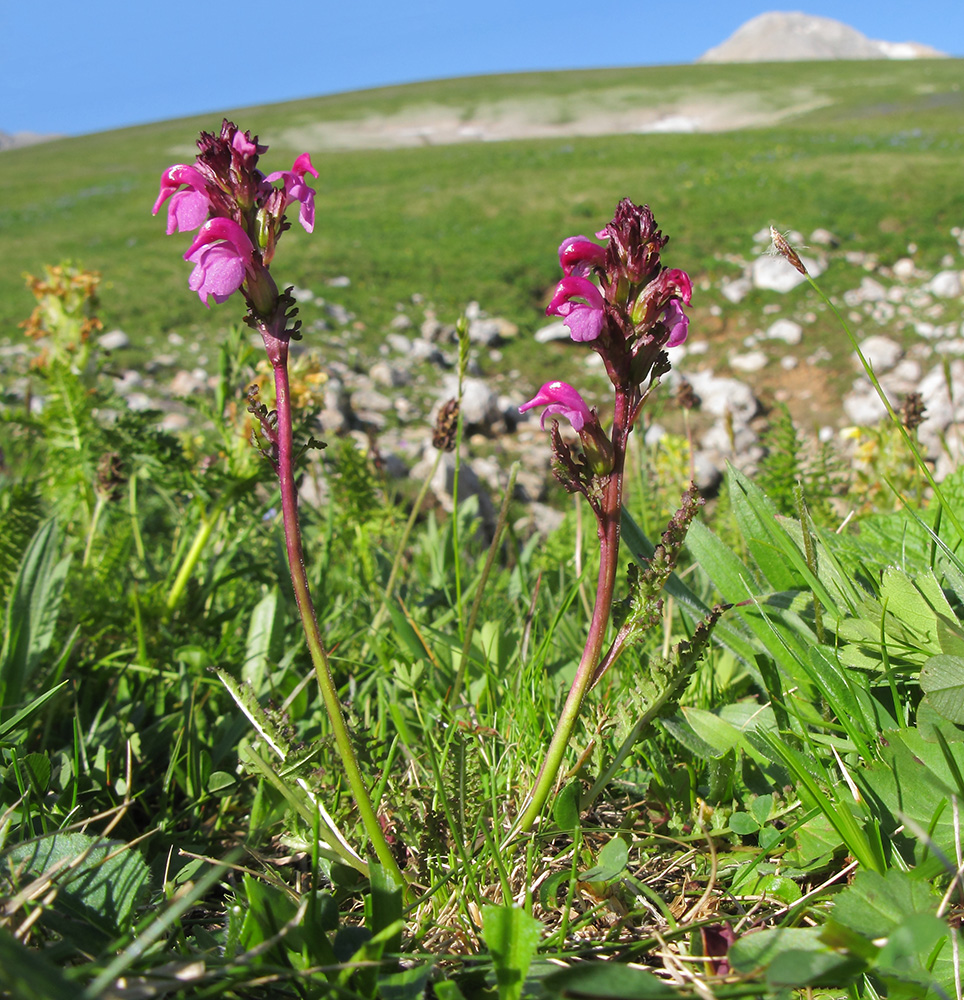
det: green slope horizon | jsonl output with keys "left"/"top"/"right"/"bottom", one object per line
{"left": 2, "top": 58, "right": 963, "bottom": 395}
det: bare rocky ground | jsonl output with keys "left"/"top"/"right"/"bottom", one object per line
{"left": 277, "top": 89, "right": 831, "bottom": 151}
{"left": 42, "top": 219, "right": 957, "bottom": 537}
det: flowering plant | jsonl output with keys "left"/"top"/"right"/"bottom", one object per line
{"left": 154, "top": 122, "right": 404, "bottom": 888}
{"left": 514, "top": 199, "right": 703, "bottom": 833}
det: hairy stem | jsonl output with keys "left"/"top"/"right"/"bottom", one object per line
{"left": 260, "top": 315, "right": 405, "bottom": 888}
{"left": 511, "top": 389, "right": 631, "bottom": 837}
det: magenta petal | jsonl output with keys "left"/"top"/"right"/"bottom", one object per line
{"left": 661, "top": 268, "right": 693, "bottom": 306}
{"left": 546, "top": 277, "right": 606, "bottom": 342}
{"left": 184, "top": 217, "right": 255, "bottom": 261}
{"left": 153, "top": 164, "right": 211, "bottom": 233}
{"left": 186, "top": 244, "right": 247, "bottom": 305}
{"left": 519, "top": 380, "right": 592, "bottom": 432}
{"left": 166, "top": 189, "right": 210, "bottom": 234}
{"left": 291, "top": 152, "right": 318, "bottom": 178}
{"left": 662, "top": 299, "right": 689, "bottom": 348}
{"left": 558, "top": 235, "right": 606, "bottom": 276}
{"left": 563, "top": 301, "right": 607, "bottom": 343}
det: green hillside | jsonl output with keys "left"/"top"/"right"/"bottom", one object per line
{"left": 2, "top": 58, "right": 963, "bottom": 375}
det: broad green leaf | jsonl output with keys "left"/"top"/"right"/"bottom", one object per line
{"left": 243, "top": 587, "right": 284, "bottom": 690}
{"left": 8, "top": 832, "right": 150, "bottom": 936}
{"left": 879, "top": 568, "right": 943, "bottom": 656}
{"left": 784, "top": 811, "right": 843, "bottom": 868}
{"left": 919, "top": 654, "right": 964, "bottom": 724}
{"left": 543, "top": 962, "right": 677, "bottom": 998}
{"left": 750, "top": 793, "right": 774, "bottom": 825}
{"left": 876, "top": 913, "right": 951, "bottom": 978}
{"left": 728, "top": 812, "right": 760, "bottom": 835}
{"left": 20, "top": 752, "right": 51, "bottom": 793}
{"left": 0, "top": 519, "right": 71, "bottom": 715}
{"left": 833, "top": 869, "right": 941, "bottom": 939}
{"left": 552, "top": 779, "right": 581, "bottom": 831}
{"left": 731, "top": 925, "right": 864, "bottom": 986}
{"left": 581, "top": 835, "right": 629, "bottom": 882}
{"left": 481, "top": 905, "right": 542, "bottom": 1000}
{"left": 681, "top": 706, "right": 745, "bottom": 756}
{"left": 367, "top": 864, "right": 403, "bottom": 953}
{"left": 864, "top": 727, "right": 964, "bottom": 860}
{"left": 379, "top": 961, "right": 434, "bottom": 1000}
{"left": 0, "top": 924, "right": 75, "bottom": 1000}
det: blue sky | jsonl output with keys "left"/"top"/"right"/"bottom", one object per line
{"left": 2, "top": 1, "right": 961, "bottom": 137}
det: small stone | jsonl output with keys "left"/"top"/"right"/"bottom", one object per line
{"left": 730, "top": 351, "right": 768, "bottom": 373}
{"left": 369, "top": 360, "right": 410, "bottom": 388}
{"left": 893, "top": 257, "right": 917, "bottom": 280}
{"left": 326, "top": 275, "right": 351, "bottom": 287}
{"left": 534, "top": 321, "right": 571, "bottom": 343}
{"left": 809, "top": 228, "right": 838, "bottom": 247}
{"left": 765, "top": 318, "right": 803, "bottom": 345}
{"left": 752, "top": 254, "right": 816, "bottom": 293}
{"left": 98, "top": 329, "right": 130, "bottom": 351}
{"left": 720, "top": 276, "right": 752, "bottom": 303}
{"left": 857, "top": 335, "right": 902, "bottom": 372}
{"left": 169, "top": 369, "right": 209, "bottom": 396}
{"left": 390, "top": 313, "right": 413, "bottom": 331}
{"left": 167, "top": 331, "right": 184, "bottom": 346}
{"left": 159, "top": 412, "right": 190, "bottom": 432}
{"left": 385, "top": 333, "right": 413, "bottom": 354}
{"left": 927, "top": 270, "right": 963, "bottom": 298}
{"left": 467, "top": 318, "right": 503, "bottom": 346}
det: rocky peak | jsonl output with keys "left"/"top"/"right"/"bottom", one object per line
{"left": 698, "top": 11, "right": 947, "bottom": 63}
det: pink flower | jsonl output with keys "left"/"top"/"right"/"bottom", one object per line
{"left": 266, "top": 153, "right": 319, "bottom": 233}
{"left": 546, "top": 276, "right": 607, "bottom": 343}
{"left": 558, "top": 235, "right": 606, "bottom": 277}
{"left": 152, "top": 164, "right": 212, "bottom": 234}
{"left": 658, "top": 268, "right": 692, "bottom": 306}
{"left": 661, "top": 299, "right": 689, "bottom": 348}
{"left": 519, "top": 380, "right": 593, "bottom": 432}
{"left": 183, "top": 218, "right": 255, "bottom": 306}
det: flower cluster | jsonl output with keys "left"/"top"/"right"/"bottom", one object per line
{"left": 153, "top": 120, "right": 317, "bottom": 314}
{"left": 520, "top": 199, "right": 691, "bottom": 490}
{"left": 551, "top": 199, "right": 691, "bottom": 358}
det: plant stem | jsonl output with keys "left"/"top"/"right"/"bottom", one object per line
{"left": 259, "top": 317, "right": 404, "bottom": 888}
{"left": 511, "top": 390, "right": 631, "bottom": 836}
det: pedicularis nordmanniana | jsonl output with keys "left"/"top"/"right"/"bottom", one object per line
{"left": 154, "top": 121, "right": 405, "bottom": 887}
{"left": 514, "top": 200, "right": 695, "bottom": 834}
{"left": 155, "top": 128, "right": 697, "bottom": 864}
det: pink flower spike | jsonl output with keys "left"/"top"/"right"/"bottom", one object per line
{"left": 183, "top": 218, "right": 255, "bottom": 306}
{"left": 267, "top": 153, "right": 319, "bottom": 233}
{"left": 519, "top": 380, "right": 593, "bottom": 432}
{"left": 546, "top": 276, "right": 606, "bottom": 343}
{"left": 153, "top": 164, "right": 211, "bottom": 234}
{"left": 558, "top": 235, "right": 606, "bottom": 277}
